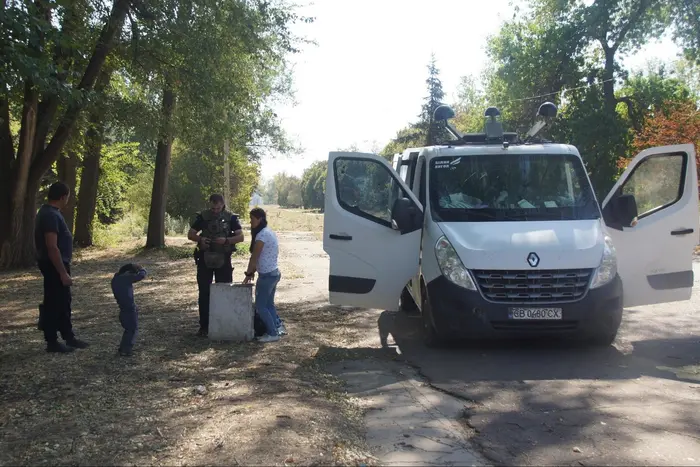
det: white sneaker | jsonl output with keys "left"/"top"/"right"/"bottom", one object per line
{"left": 277, "top": 324, "right": 288, "bottom": 336}
{"left": 257, "top": 334, "right": 280, "bottom": 343}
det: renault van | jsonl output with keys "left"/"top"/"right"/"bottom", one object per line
{"left": 323, "top": 103, "right": 699, "bottom": 346}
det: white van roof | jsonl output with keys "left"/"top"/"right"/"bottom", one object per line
{"left": 396, "top": 143, "right": 580, "bottom": 163}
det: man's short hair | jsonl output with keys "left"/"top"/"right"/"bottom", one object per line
{"left": 48, "top": 181, "right": 70, "bottom": 201}
{"left": 209, "top": 193, "right": 225, "bottom": 204}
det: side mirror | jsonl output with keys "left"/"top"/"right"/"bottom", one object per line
{"left": 391, "top": 197, "right": 422, "bottom": 234}
{"left": 608, "top": 193, "right": 638, "bottom": 228}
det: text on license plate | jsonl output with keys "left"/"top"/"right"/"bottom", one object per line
{"left": 508, "top": 307, "right": 562, "bottom": 320}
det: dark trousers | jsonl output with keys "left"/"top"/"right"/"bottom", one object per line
{"left": 196, "top": 258, "right": 233, "bottom": 330}
{"left": 38, "top": 261, "right": 75, "bottom": 343}
{"left": 119, "top": 307, "right": 138, "bottom": 352}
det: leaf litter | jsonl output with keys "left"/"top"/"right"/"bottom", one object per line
{"left": 0, "top": 237, "right": 377, "bottom": 466}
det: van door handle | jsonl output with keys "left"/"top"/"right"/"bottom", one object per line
{"left": 329, "top": 234, "right": 352, "bottom": 241}
{"left": 671, "top": 228, "right": 694, "bottom": 236}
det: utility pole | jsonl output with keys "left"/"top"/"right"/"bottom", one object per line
{"left": 223, "top": 140, "right": 231, "bottom": 207}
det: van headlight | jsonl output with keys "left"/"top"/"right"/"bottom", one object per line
{"left": 435, "top": 235, "right": 477, "bottom": 290}
{"left": 590, "top": 235, "right": 617, "bottom": 289}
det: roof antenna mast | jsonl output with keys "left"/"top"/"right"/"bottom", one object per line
{"left": 433, "top": 105, "right": 462, "bottom": 144}
{"left": 525, "top": 102, "right": 558, "bottom": 143}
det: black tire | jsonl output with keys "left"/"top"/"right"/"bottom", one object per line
{"left": 399, "top": 287, "right": 418, "bottom": 313}
{"left": 587, "top": 308, "right": 622, "bottom": 347}
{"left": 588, "top": 328, "right": 618, "bottom": 347}
{"left": 421, "top": 293, "right": 444, "bottom": 348}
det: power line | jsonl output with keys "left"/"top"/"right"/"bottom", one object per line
{"left": 491, "top": 78, "right": 615, "bottom": 107}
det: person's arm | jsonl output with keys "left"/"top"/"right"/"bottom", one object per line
{"left": 243, "top": 240, "right": 264, "bottom": 283}
{"left": 187, "top": 214, "right": 209, "bottom": 247}
{"left": 128, "top": 265, "right": 148, "bottom": 283}
{"left": 225, "top": 215, "right": 244, "bottom": 245}
{"left": 45, "top": 232, "right": 71, "bottom": 285}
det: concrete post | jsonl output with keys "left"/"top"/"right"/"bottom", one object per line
{"left": 209, "top": 283, "right": 255, "bottom": 341}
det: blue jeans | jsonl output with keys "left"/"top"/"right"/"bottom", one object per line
{"left": 256, "top": 270, "right": 281, "bottom": 336}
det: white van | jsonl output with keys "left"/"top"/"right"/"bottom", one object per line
{"left": 323, "top": 104, "right": 699, "bottom": 346}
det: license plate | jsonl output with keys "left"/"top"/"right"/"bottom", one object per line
{"left": 508, "top": 307, "right": 562, "bottom": 320}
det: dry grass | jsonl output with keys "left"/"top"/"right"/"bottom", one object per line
{"left": 260, "top": 205, "right": 324, "bottom": 233}
{"left": 0, "top": 236, "right": 378, "bottom": 466}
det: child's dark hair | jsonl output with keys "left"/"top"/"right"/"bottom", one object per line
{"left": 118, "top": 263, "right": 140, "bottom": 275}
{"left": 249, "top": 208, "right": 267, "bottom": 253}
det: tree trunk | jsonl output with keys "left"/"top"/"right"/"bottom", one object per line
{"left": 0, "top": 83, "right": 38, "bottom": 269}
{"left": 602, "top": 45, "right": 617, "bottom": 114}
{"left": 73, "top": 124, "right": 103, "bottom": 246}
{"left": 0, "top": 97, "right": 14, "bottom": 248}
{"left": 0, "top": 0, "right": 129, "bottom": 269}
{"left": 74, "top": 69, "right": 112, "bottom": 247}
{"left": 57, "top": 150, "right": 78, "bottom": 233}
{"left": 146, "top": 88, "right": 176, "bottom": 248}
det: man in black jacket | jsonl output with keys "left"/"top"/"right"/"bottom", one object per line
{"left": 187, "top": 194, "right": 244, "bottom": 336}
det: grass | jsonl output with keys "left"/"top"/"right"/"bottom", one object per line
{"left": 0, "top": 233, "right": 376, "bottom": 466}
{"left": 260, "top": 205, "right": 324, "bottom": 233}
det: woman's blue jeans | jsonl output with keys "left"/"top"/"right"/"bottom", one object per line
{"left": 256, "top": 269, "right": 281, "bottom": 336}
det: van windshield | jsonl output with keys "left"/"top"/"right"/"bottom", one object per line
{"left": 429, "top": 153, "right": 600, "bottom": 222}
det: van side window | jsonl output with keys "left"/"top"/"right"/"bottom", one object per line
{"left": 621, "top": 153, "right": 686, "bottom": 218}
{"left": 418, "top": 159, "right": 427, "bottom": 207}
{"left": 334, "top": 158, "right": 410, "bottom": 228}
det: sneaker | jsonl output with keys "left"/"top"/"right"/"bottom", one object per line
{"left": 46, "top": 341, "right": 75, "bottom": 353}
{"left": 277, "top": 324, "right": 288, "bottom": 336}
{"left": 257, "top": 334, "right": 280, "bottom": 343}
{"left": 118, "top": 349, "right": 133, "bottom": 357}
{"left": 65, "top": 338, "right": 89, "bottom": 349}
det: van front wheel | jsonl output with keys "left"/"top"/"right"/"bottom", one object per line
{"left": 421, "top": 294, "right": 444, "bottom": 348}
{"left": 400, "top": 287, "right": 418, "bottom": 313}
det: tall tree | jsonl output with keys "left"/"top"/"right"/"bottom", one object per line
{"left": 419, "top": 54, "right": 448, "bottom": 146}
{"left": 74, "top": 67, "right": 113, "bottom": 246}
{"left": 0, "top": 0, "right": 131, "bottom": 268}
{"left": 380, "top": 56, "right": 449, "bottom": 157}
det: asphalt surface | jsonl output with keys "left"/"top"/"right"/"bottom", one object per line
{"left": 379, "top": 262, "right": 700, "bottom": 466}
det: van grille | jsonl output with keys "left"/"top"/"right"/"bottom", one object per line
{"left": 472, "top": 269, "right": 594, "bottom": 304}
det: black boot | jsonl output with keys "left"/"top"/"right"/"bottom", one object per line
{"left": 65, "top": 338, "right": 89, "bottom": 349}
{"left": 37, "top": 303, "right": 44, "bottom": 331}
{"left": 47, "top": 341, "right": 75, "bottom": 353}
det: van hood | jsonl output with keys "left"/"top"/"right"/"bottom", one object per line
{"left": 438, "top": 220, "right": 605, "bottom": 270}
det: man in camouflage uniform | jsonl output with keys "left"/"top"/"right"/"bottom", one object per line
{"left": 187, "top": 194, "right": 244, "bottom": 336}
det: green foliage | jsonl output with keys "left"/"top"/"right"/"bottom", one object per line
{"left": 273, "top": 173, "right": 303, "bottom": 208}
{"left": 300, "top": 161, "right": 327, "bottom": 210}
{"left": 259, "top": 178, "right": 278, "bottom": 205}
{"left": 617, "top": 63, "right": 694, "bottom": 131}
{"left": 97, "top": 142, "right": 151, "bottom": 223}
{"left": 453, "top": 75, "right": 488, "bottom": 133}
{"left": 670, "top": 0, "right": 700, "bottom": 64}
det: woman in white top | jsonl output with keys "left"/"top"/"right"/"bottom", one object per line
{"left": 243, "top": 208, "right": 285, "bottom": 342}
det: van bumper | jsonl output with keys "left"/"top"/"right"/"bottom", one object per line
{"left": 425, "top": 274, "right": 623, "bottom": 340}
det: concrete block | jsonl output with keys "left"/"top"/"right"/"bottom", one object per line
{"left": 209, "top": 283, "right": 254, "bottom": 341}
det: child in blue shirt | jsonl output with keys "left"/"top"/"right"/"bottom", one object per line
{"left": 111, "top": 263, "right": 147, "bottom": 356}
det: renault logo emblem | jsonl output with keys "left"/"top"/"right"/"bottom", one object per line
{"left": 527, "top": 252, "right": 540, "bottom": 267}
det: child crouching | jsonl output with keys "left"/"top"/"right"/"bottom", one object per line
{"left": 111, "top": 263, "right": 147, "bottom": 356}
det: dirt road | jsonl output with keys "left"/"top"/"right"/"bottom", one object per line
{"left": 290, "top": 233, "right": 700, "bottom": 466}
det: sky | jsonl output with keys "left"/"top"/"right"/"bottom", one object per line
{"left": 258, "top": 0, "right": 681, "bottom": 181}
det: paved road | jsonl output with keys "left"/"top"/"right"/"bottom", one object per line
{"left": 380, "top": 262, "right": 700, "bottom": 466}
